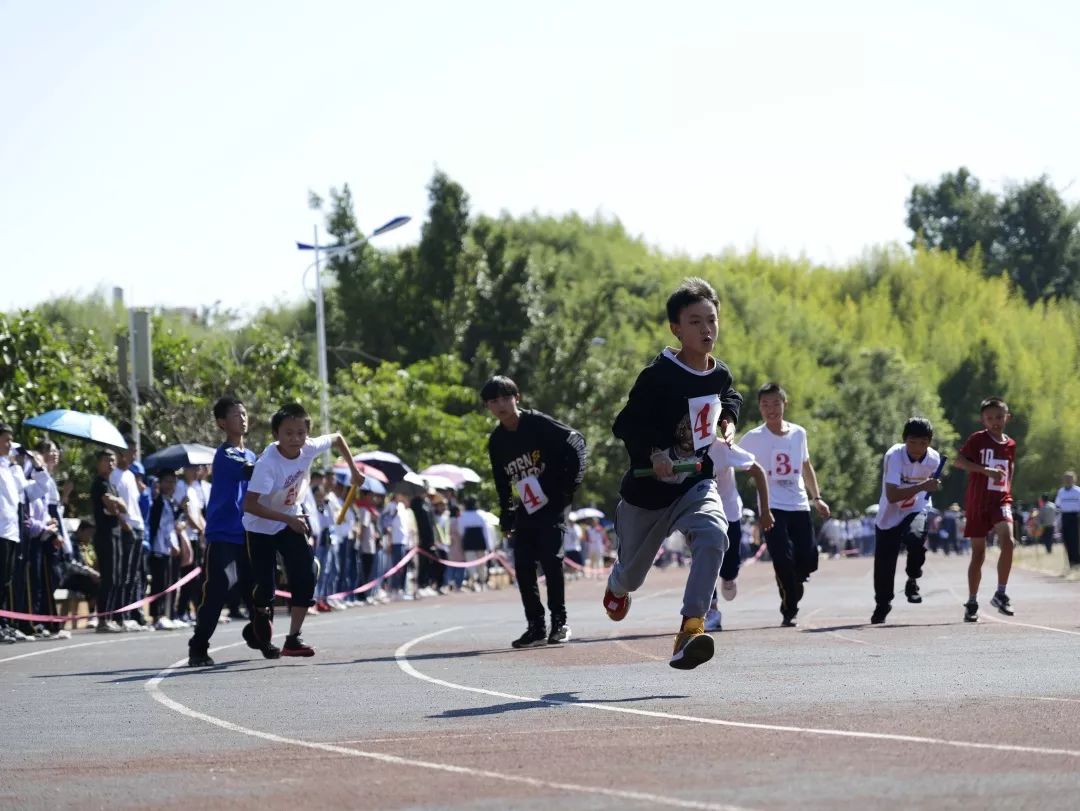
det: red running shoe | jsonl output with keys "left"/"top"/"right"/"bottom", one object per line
{"left": 603, "top": 588, "right": 631, "bottom": 621}
{"left": 281, "top": 634, "right": 315, "bottom": 657}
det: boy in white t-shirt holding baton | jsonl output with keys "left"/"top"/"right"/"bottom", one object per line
{"left": 703, "top": 441, "right": 773, "bottom": 632}
{"left": 870, "top": 418, "right": 944, "bottom": 624}
{"left": 242, "top": 403, "right": 365, "bottom": 657}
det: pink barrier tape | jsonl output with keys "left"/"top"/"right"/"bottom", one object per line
{"left": 414, "top": 548, "right": 501, "bottom": 569}
{"left": 0, "top": 566, "right": 203, "bottom": 623}
{"left": 562, "top": 555, "right": 613, "bottom": 576}
{"left": 276, "top": 547, "right": 420, "bottom": 601}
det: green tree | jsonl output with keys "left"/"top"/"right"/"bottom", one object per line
{"left": 994, "top": 176, "right": 1080, "bottom": 302}
{"left": 906, "top": 167, "right": 998, "bottom": 263}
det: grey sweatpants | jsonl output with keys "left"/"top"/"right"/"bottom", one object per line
{"left": 607, "top": 479, "right": 729, "bottom": 619}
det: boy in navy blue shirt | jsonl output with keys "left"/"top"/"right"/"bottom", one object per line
{"left": 188, "top": 396, "right": 273, "bottom": 666}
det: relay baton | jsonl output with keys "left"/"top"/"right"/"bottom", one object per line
{"left": 933, "top": 455, "right": 947, "bottom": 479}
{"left": 633, "top": 461, "right": 702, "bottom": 479}
{"left": 336, "top": 484, "right": 358, "bottom": 524}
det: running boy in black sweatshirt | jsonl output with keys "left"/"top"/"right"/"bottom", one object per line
{"left": 605, "top": 277, "right": 742, "bottom": 670}
{"left": 484, "top": 376, "right": 586, "bottom": 648}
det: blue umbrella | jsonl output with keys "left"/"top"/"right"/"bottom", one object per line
{"left": 23, "top": 409, "right": 127, "bottom": 450}
{"left": 359, "top": 477, "right": 387, "bottom": 496}
{"left": 142, "top": 443, "right": 217, "bottom": 473}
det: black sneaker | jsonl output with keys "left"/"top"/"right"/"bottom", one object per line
{"left": 281, "top": 634, "right": 315, "bottom": 657}
{"left": 781, "top": 608, "right": 798, "bottom": 627}
{"left": 242, "top": 623, "right": 281, "bottom": 659}
{"left": 188, "top": 650, "right": 215, "bottom": 667}
{"left": 905, "top": 579, "right": 922, "bottom": 604}
{"left": 511, "top": 626, "right": 548, "bottom": 648}
{"left": 547, "top": 624, "right": 571, "bottom": 645}
{"left": 963, "top": 599, "right": 979, "bottom": 623}
{"left": 990, "top": 592, "right": 1014, "bottom": 616}
{"left": 870, "top": 604, "right": 891, "bottom": 624}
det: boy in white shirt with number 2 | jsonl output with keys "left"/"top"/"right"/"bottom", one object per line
{"left": 870, "top": 418, "right": 943, "bottom": 625}
{"left": 242, "top": 403, "right": 365, "bottom": 657}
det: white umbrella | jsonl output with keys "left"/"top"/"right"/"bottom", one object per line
{"left": 422, "top": 473, "right": 459, "bottom": 491}
{"left": 574, "top": 507, "right": 605, "bottom": 520}
{"left": 420, "top": 463, "right": 481, "bottom": 487}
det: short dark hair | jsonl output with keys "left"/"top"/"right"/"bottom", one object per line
{"left": 95, "top": 449, "right": 116, "bottom": 461}
{"left": 980, "top": 396, "right": 1009, "bottom": 414}
{"left": 121, "top": 435, "right": 135, "bottom": 450}
{"left": 757, "top": 382, "right": 788, "bottom": 402}
{"left": 666, "top": 277, "right": 719, "bottom": 323}
{"left": 213, "top": 395, "right": 244, "bottom": 421}
{"left": 159, "top": 470, "right": 177, "bottom": 481}
{"left": 480, "top": 376, "right": 519, "bottom": 402}
{"left": 33, "top": 439, "right": 57, "bottom": 454}
{"left": 902, "top": 417, "right": 934, "bottom": 440}
{"left": 271, "top": 403, "right": 311, "bottom": 433}
{"left": 0, "top": 422, "right": 13, "bottom": 436}
{"left": 464, "top": 496, "right": 478, "bottom": 511}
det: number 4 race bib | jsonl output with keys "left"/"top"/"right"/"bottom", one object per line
{"left": 515, "top": 475, "right": 549, "bottom": 514}
{"left": 688, "top": 394, "right": 721, "bottom": 451}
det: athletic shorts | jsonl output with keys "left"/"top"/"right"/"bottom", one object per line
{"left": 963, "top": 503, "right": 1013, "bottom": 539}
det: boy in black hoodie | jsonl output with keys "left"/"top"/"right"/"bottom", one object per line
{"left": 484, "top": 376, "right": 586, "bottom": 648}
{"left": 605, "top": 277, "right": 742, "bottom": 670}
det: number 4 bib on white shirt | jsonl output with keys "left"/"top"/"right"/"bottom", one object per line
{"left": 516, "top": 475, "right": 549, "bottom": 514}
{"left": 688, "top": 394, "right": 721, "bottom": 451}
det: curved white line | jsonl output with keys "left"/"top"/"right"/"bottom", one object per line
{"left": 395, "top": 626, "right": 1080, "bottom": 759}
{"left": 145, "top": 641, "right": 750, "bottom": 811}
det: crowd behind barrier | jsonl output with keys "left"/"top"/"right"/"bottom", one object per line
{"left": 2, "top": 431, "right": 1079, "bottom": 645}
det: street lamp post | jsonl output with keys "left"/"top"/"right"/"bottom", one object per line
{"left": 297, "top": 216, "right": 411, "bottom": 442}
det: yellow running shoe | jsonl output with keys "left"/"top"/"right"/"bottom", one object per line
{"left": 669, "top": 617, "right": 714, "bottom": 670}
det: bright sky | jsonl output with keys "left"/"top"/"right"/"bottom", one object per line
{"left": 3, "top": 0, "right": 1078, "bottom": 313}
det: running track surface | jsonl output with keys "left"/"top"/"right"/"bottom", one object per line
{"left": 3, "top": 554, "right": 1079, "bottom": 811}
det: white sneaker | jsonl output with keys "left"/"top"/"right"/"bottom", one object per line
{"left": 54, "top": 629, "right": 72, "bottom": 640}
{"left": 153, "top": 618, "right": 172, "bottom": 631}
{"left": 121, "top": 619, "right": 141, "bottom": 632}
{"left": 85, "top": 617, "right": 99, "bottom": 630}
{"left": 721, "top": 579, "right": 737, "bottom": 601}
{"left": 704, "top": 607, "right": 723, "bottom": 632}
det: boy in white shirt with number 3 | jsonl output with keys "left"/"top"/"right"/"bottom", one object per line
{"left": 738, "top": 383, "right": 830, "bottom": 627}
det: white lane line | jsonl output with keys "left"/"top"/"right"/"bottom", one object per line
{"left": 925, "top": 563, "right": 1080, "bottom": 638}
{"left": 1025, "top": 696, "right": 1080, "bottom": 704}
{"left": 145, "top": 645, "right": 751, "bottom": 811}
{"left": 396, "top": 626, "right": 1080, "bottom": 759}
{"left": 800, "top": 608, "right": 873, "bottom": 647}
{"left": 0, "top": 634, "right": 163, "bottom": 664}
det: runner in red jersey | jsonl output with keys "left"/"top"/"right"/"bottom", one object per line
{"left": 951, "top": 397, "right": 1016, "bottom": 622}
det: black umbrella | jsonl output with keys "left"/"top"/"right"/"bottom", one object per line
{"left": 354, "top": 450, "right": 413, "bottom": 483}
{"left": 142, "top": 443, "right": 217, "bottom": 473}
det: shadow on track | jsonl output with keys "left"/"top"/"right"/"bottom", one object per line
{"left": 31, "top": 659, "right": 281, "bottom": 684}
{"left": 428, "top": 690, "right": 690, "bottom": 719}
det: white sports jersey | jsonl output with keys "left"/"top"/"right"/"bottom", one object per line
{"left": 243, "top": 435, "right": 335, "bottom": 535}
{"left": 738, "top": 423, "right": 810, "bottom": 511}
{"left": 875, "top": 443, "right": 941, "bottom": 530}
{"left": 708, "top": 441, "right": 757, "bottom": 521}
